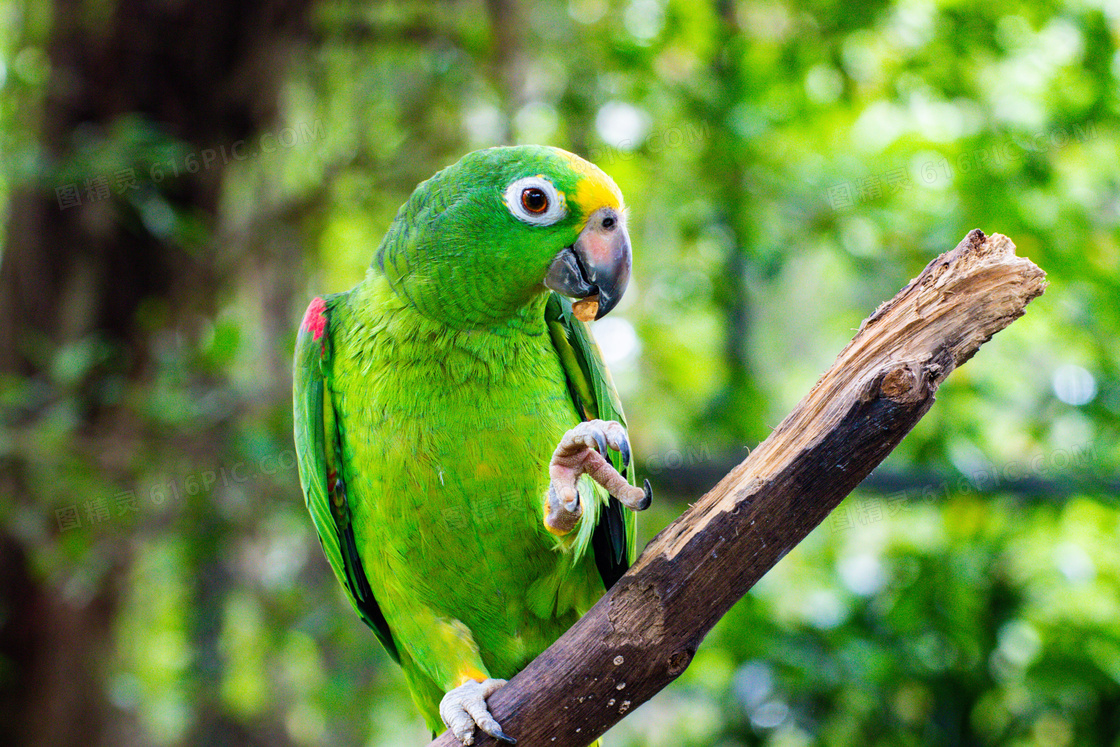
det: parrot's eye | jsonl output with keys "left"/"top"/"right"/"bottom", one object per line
{"left": 504, "top": 176, "right": 567, "bottom": 226}
{"left": 521, "top": 188, "right": 549, "bottom": 214}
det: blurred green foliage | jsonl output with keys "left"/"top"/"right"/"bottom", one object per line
{"left": 2, "top": 0, "right": 1120, "bottom": 745}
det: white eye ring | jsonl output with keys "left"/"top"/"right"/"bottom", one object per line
{"left": 503, "top": 176, "right": 567, "bottom": 226}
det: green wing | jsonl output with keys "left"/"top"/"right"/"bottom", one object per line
{"left": 293, "top": 295, "right": 399, "bottom": 662}
{"left": 545, "top": 293, "right": 637, "bottom": 590}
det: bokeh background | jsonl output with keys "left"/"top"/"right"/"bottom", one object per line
{"left": 1, "top": 0, "right": 1117, "bottom": 745}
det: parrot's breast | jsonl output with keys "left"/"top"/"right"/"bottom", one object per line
{"left": 331, "top": 292, "right": 604, "bottom": 680}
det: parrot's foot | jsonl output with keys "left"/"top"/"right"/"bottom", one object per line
{"left": 440, "top": 678, "right": 515, "bottom": 745}
{"left": 545, "top": 419, "right": 652, "bottom": 535}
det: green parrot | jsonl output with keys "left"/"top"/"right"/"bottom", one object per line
{"left": 293, "top": 145, "right": 650, "bottom": 745}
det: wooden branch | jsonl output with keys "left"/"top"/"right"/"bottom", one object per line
{"left": 429, "top": 229, "right": 1046, "bottom": 747}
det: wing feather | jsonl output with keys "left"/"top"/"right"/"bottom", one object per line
{"left": 294, "top": 296, "right": 399, "bottom": 662}
{"left": 545, "top": 294, "right": 637, "bottom": 589}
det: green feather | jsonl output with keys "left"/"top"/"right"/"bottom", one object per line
{"left": 293, "top": 295, "right": 399, "bottom": 662}
{"left": 546, "top": 293, "right": 637, "bottom": 586}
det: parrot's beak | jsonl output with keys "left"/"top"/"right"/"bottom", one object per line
{"left": 544, "top": 207, "right": 631, "bottom": 320}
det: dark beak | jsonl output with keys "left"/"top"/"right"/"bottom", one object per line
{"left": 544, "top": 208, "right": 631, "bottom": 320}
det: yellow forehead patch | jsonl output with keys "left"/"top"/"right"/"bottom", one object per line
{"left": 558, "top": 149, "right": 623, "bottom": 217}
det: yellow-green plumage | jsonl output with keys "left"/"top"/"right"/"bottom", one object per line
{"left": 293, "top": 146, "right": 635, "bottom": 737}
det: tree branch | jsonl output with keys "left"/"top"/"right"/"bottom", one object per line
{"left": 429, "top": 229, "right": 1046, "bottom": 747}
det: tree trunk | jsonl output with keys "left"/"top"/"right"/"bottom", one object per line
{"left": 0, "top": 1, "right": 316, "bottom": 744}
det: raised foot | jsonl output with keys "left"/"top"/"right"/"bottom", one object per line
{"left": 546, "top": 419, "right": 653, "bottom": 535}
{"left": 439, "top": 678, "right": 515, "bottom": 745}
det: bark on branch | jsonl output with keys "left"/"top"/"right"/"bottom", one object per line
{"left": 429, "top": 229, "right": 1047, "bottom": 747}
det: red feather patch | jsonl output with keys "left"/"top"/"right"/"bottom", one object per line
{"left": 302, "top": 297, "right": 328, "bottom": 342}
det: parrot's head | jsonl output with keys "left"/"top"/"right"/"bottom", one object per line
{"left": 373, "top": 145, "right": 631, "bottom": 329}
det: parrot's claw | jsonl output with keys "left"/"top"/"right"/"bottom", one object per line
{"left": 440, "top": 678, "right": 515, "bottom": 745}
{"left": 545, "top": 419, "right": 652, "bottom": 535}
